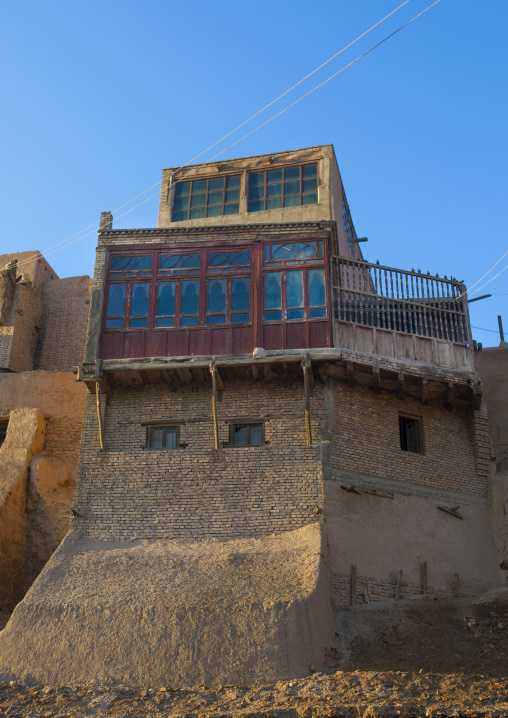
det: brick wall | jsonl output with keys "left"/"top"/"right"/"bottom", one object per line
{"left": 35, "top": 276, "right": 91, "bottom": 371}
{"left": 8, "top": 285, "right": 42, "bottom": 373}
{"left": 0, "top": 329, "right": 13, "bottom": 369}
{"left": 0, "top": 252, "right": 58, "bottom": 288}
{"left": 74, "top": 378, "right": 324, "bottom": 541}
{"left": 330, "top": 383, "right": 489, "bottom": 498}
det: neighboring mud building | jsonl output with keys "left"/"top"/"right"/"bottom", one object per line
{"left": 0, "top": 145, "right": 506, "bottom": 686}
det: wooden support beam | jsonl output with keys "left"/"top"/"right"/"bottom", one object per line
{"left": 446, "top": 382, "right": 454, "bottom": 410}
{"left": 209, "top": 361, "right": 220, "bottom": 450}
{"left": 302, "top": 356, "right": 313, "bottom": 447}
{"left": 372, "top": 367, "right": 381, "bottom": 393}
{"left": 438, "top": 504, "right": 463, "bottom": 520}
{"left": 421, "top": 376, "right": 429, "bottom": 405}
{"left": 346, "top": 361, "right": 355, "bottom": 387}
{"left": 251, "top": 364, "right": 259, "bottom": 381}
{"left": 95, "top": 382, "right": 104, "bottom": 451}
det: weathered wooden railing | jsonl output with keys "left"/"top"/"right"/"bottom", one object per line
{"left": 331, "top": 257, "right": 470, "bottom": 343}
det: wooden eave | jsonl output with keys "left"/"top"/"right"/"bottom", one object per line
{"left": 77, "top": 348, "right": 482, "bottom": 411}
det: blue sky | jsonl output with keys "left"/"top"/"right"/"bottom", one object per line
{"left": 1, "top": 0, "right": 506, "bottom": 346}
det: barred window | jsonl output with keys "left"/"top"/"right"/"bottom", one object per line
{"left": 399, "top": 416, "right": 423, "bottom": 454}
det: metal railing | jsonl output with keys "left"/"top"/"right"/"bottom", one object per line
{"left": 332, "top": 257, "right": 470, "bottom": 343}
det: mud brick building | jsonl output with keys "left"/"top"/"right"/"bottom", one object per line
{"left": 0, "top": 144, "right": 506, "bottom": 687}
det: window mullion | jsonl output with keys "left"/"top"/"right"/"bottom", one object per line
{"left": 175, "top": 280, "right": 182, "bottom": 327}
{"left": 124, "top": 283, "right": 133, "bottom": 329}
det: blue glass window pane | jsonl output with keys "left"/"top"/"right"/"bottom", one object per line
{"left": 284, "top": 195, "right": 300, "bottom": 208}
{"left": 208, "top": 279, "right": 226, "bottom": 314}
{"left": 207, "top": 315, "right": 226, "bottom": 324}
{"left": 226, "top": 175, "right": 241, "bottom": 189}
{"left": 284, "top": 180, "right": 300, "bottom": 195}
{"left": 286, "top": 270, "right": 303, "bottom": 309}
{"left": 284, "top": 166, "right": 300, "bottom": 180}
{"left": 302, "top": 178, "right": 318, "bottom": 193}
{"left": 232, "top": 313, "right": 249, "bottom": 323}
{"left": 224, "top": 189, "right": 240, "bottom": 203}
{"left": 157, "top": 282, "right": 176, "bottom": 317}
{"left": 151, "top": 429, "right": 163, "bottom": 448}
{"left": 111, "top": 256, "right": 152, "bottom": 273}
{"left": 189, "top": 207, "right": 206, "bottom": 220}
{"left": 160, "top": 254, "right": 200, "bottom": 273}
{"left": 232, "top": 277, "right": 250, "bottom": 312}
{"left": 266, "top": 197, "right": 283, "bottom": 210}
{"left": 190, "top": 193, "right": 206, "bottom": 208}
{"left": 250, "top": 425, "right": 262, "bottom": 445}
{"left": 265, "top": 272, "right": 281, "bottom": 309}
{"left": 207, "top": 191, "right": 223, "bottom": 206}
{"left": 192, "top": 179, "right": 207, "bottom": 193}
{"left": 287, "top": 308, "right": 305, "bottom": 320}
{"left": 106, "top": 283, "right": 126, "bottom": 317}
{"left": 164, "top": 428, "right": 177, "bottom": 448}
{"left": 210, "top": 251, "right": 250, "bottom": 269}
{"left": 180, "top": 316, "right": 199, "bottom": 326}
{"left": 233, "top": 425, "right": 248, "bottom": 446}
{"left": 208, "top": 177, "right": 225, "bottom": 192}
{"left": 224, "top": 203, "right": 240, "bottom": 215}
{"left": 156, "top": 317, "right": 175, "bottom": 327}
{"left": 302, "top": 192, "right": 318, "bottom": 206}
{"left": 181, "top": 280, "right": 200, "bottom": 315}
{"left": 266, "top": 169, "right": 282, "bottom": 183}
{"left": 266, "top": 183, "right": 282, "bottom": 198}
{"left": 249, "top": 172, "right": 265, "bottom": 187}
{"left": 174, "top": 182, "right": 190, "bottom": 196}
{"left": 264, "top": 309, "right": 282, "bottom": 321}
{"left": 130, "top": 283, "right": 150, "bottom": 317}
{"left": 172, "top": 210, "right": 187, "bottom": 222}
{"left": 248, "top": 185, "right": 265, "bottom": 200}
{"left": 308, "top": 269, "right": 326, "bottom": 308}
{"left": 106, "top": 318, "right": 124, "bottom": 328}
{"left": 129, "top": 317, "right": 148, "bottom": 327}
{"left": 248, "top": 200, "right": 263, "bottom": 212}
{"left": 207, "top": 205, "right": 222, "bottom": 218}
{"left": 302, "top": 164, "right": 317, "bottom": 178}
{"left": 309, "top": 307, "right": 326, "bottom": 318}
{"left": 173, "top": 196, "right": 189, "bottom": 211}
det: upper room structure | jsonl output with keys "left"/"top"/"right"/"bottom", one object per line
{"left": 157, "top": 144, "right": 363, "bottom": 260}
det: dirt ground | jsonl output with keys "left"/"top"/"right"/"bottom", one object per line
{"left": 0, "top": 590, "right": 507, "bottom": 716}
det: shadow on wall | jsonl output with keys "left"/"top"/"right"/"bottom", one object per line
{"left": 0, "top": 408, "right": 75, "bottom": 613}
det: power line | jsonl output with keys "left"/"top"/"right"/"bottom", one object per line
{"left": 471, "top": 325, "right": 503, "bottom": 334}
{"left": 11, "top": 0, "right": 418, "bottom": 274}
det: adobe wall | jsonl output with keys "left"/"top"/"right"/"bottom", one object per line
{"left": 74, "top": 378, "right": 324, "bottom": 541}
{"left": 35, "top": 276, "right": 91, "bottom": 372}
{"left": 0, "top": 252, "right": 58, "bottom": 288}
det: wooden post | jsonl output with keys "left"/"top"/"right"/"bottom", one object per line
{"left": 395, "top": 569, "right": 402, "bottom": 600}
{"left": 302, "top": 355, "right": 312, "bottom": 447}
{"left": 350, "top": 564, "right": 356, "bottom": 606}
{"left": 209, "top": 361, "right": 219, "bottom": 450}
{"left": 95, "top": 382, "right": 104, "bottom": 451}
{"left": 454, "top": 572, "right": 462, "bottom": 599}
{"left": 422, "top": 561, "right": 428, "bottom": 595}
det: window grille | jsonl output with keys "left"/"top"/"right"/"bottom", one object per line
{"left": 399, "top": 416, "right": 423, "bottom": 454}
{"left": 172, "top": 175, "right": 241, "bottom": 221}
{"left": 248, "top": 164, "right": 318, "bottom": 212}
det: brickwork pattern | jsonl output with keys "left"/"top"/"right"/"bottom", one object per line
{"left": 0, "top": 329, "right": 13, "bottom": 369}
{"left": 331, "top": 573, "right": 449, "bottom": 613}
{"left": 467, "top": 403, "right": 492, "bottom": 481}
{"left": 330, "top": 383, "right": 488, "bottom": 498}
{"left": 8, "top": 285, "right": 42, "bottom": 373}
{"left": 35, "top": 277, "right": 91, "bottom": 371}
{"left": 0, "top": 252, "right": 58, "bottom": 288}
{"left": 74, "top": 379, "right": 325, "bottom": 541}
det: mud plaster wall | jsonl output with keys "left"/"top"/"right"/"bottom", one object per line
{"left": 0, "top": 408, "right": 45, "bottom": 611}
{"left": 0, "top": 252, "right": 58, "bottom": 288}
{"left": 74, "top": 379, "right": 325, "bottom": 541}
{"left": 35, "top": 276, "right": 91, "bottom": 372}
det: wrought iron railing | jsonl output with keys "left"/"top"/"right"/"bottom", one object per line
{"left": 332, "top": 257, "right": 470, "bottom": 343}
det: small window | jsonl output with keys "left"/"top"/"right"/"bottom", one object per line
{"left": 147, "top": 425, "right": 180, "bottom": 449}
{"left": 229, "top": 423, "right": 264, "bottom": 446}
{"left": 399, "top": 416, "right": 423, "bottom": 454}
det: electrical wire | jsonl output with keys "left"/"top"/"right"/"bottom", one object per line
{"left": 11, "top": 0, "right": 419, "bottom": 274}
{"left": 471, "top": 325, "right": 504, "bottom": 334}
